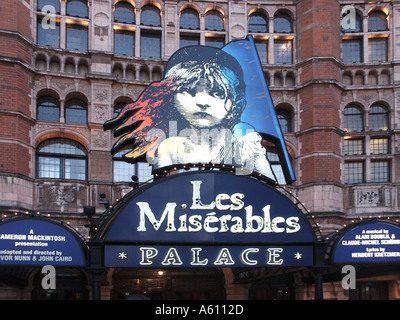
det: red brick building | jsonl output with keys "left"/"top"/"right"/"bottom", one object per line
{"left": 0, "top": 0, "right": 399, "bottom": 300}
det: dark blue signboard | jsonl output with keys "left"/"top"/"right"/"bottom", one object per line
{"left": 101, "top": 171, "right": 316, "bottom": 267}
{"left": 333, "top": 221, "right": 400, "bottom": 264}
{"left": 0, "top": 217, "right": 87, "bottom": 266}
{"left": 105, "top": 245, "right": 313, "bottom": 268}
{"left": 102, "top": 171, "right": 316, "bottom": 244}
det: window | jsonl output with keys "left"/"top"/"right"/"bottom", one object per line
{"left": 114, "top": 102, "right": 127, "bottom": 117}
{"left": 66, "top": 0, "right": 88, "bottom": 19}
{"left": 137, "top": 162, "right": 153, "bottom": 182}
{"left": 345, "top": 162, "right": 364, "bottom": 184}
{"left": 66, "top": 23, "right": 88, "bottom": 51}
{"left": 140, "top": 31, "right": 161, "bottom": 58}
{"left": 344, "top": 139, "right": 364, "bottom": 155}
{"left": 254, "top": 38, "right": 268, "bottom": 64}
{"left": 248, "top": 11, "right": 295, "bottom": 65}
{"left": 344, "top": 106, "right": 364, "bottom": 132}
{"left": 343, "top": 38, "right": 363, "bottom": 63}
{"left": 267, "top": 151, "right": 286, "bottom": 185}
{"left": 341, "top": 8, "right": 390, "bottom": 64}
{"left": 141, "top": 4, "right": 160, "bottom": 27}
{"left": 139, "top": 4, "right": 161, "bottom": 58}
{"left": 37, "top": 96, "right": 59, "bottom": 122}
{"left": 368, "top": 11, "right": 388, "bottom": 32}
{"left": 274, "top": 40, "right": 292, "bottom": 64}
{"left": 205, "top": 36, "right": 224, "bottom": 48}
{"left": 37, "top": 0, "right": 60, "bottom": 14}
{"left": 367, "top": 11, "right": 389, "bottom": 63}
{"left": 113, "top": 150, "right": 135, "bottom": 182}
{"left": 114, "top": 1, "right": 135, "bottom": 24}
{"left": 180, "top": 34, "right": 200, "bottom": 48}
{"left": 371, "top": 160, "right": 390, "bottom": 182}
{"left": 180, "top": 8, "right": 199, "bottom": 30}
{"left": 344, "top": 102, "right": 393, "bottom": 185}
{"left": 65, "top": 98, "right": 87, "bottom": 124}
{"left": 114, "top": 30, "right": 134, "bottom": 56}
{"left": 37, "top": 16, "right": 60, "bottom": 47}
{"left": 37, "top": 0, "right": 89, "bottom": 50}
{"left": 368, "top": 38, "right": 388, "bottom": 62}
{"left": 342, "top": 12, "right": 362, "bottom": 32}
{"left": 276, "top": 109, "right": 292, "bottom": 133}
{"left": 274, "top": 13, "right": 292, "bottom": 33}
{"left": 248, "top": 12, "right": 268, "bottom": 33}
{"left": 369, "top": 105, "right": 389, "bottom": 131}
{"left": 205, "top": 10, "right": 224, "bottom": 31}
{"left": 370, "top": 138, "right": 389, "bottom": 154}
{"left": 113, "top": 150, "right": 153, "bottom": 182}
{"left": 37, "top": 138, "right": 87, "bottom": 180}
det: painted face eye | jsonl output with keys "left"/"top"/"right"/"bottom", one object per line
{"left": 209, "top": 86, "right": 226, "bottom": 99}
{"left": 177, "top": 85, "right": 196, "bottom": 97}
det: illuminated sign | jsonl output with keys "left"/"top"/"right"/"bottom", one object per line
{"left": 104, "top": 36, "right": 295, "bottom": 184}
{"left": 101, "top": 172, "right": 316, "bottom": 267}
{"left": 0, "top": 217, "right": 87, "bottom": 266}
{"left": 102, "top": 172, "right": 315, "bottom": 244}
{"left": 105, "top": 245, "right": 313, "bottom": 268}
{"left": 332, "top": 221, "right": 400, "bottom": 263}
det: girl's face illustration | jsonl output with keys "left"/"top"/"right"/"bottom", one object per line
{"left": 174, "top": 85, "right": 233, "bottom": 129}
{"left": 172, "top": 64, "right": 237, "bottom": 129}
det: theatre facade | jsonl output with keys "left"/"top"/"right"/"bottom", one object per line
{"left": 0, "top": 0, "right": 400, "bottom": 300}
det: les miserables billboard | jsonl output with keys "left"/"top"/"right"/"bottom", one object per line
{"left": 101, "top": 36, "right": 313, "bottom": 269}
{"left": 104, "top": 35, "right": 295, "bottom": 185}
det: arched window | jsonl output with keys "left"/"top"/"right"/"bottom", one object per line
{"left": 367, "top": 11, "right": 389, "bottom": 62}
{"left": 368, "top": 11, "right": 388, "bottom": 31}
{"left": 141, "top": 4, "right": 161, "bottom": 27}
{"left": 66, "top": 0, "right": 88, "bottom": 19}
{"left": 114, "top": 101, "right": 127, "bottom": 117}
{"left": 274, "top": 12, "right": 292, "bottom": 33}
{"left": 276, "top": 109, "right": 292, "bottom": 133}
{"left": 248, "top": 12, "right": 268, "bottom": 33}
{"left": 342, "top": 12, "right": 363, "bottom": 32}
{"left": 37, "top": 96, "right": 60, "bottom": 122}
{"left": 65, "top": 98, "right": 87, "bottom": 124}
{"left": 180, "top": 8, "right": 199, "bottom": 30}
{"left": 37, "top": 138, "right": 87, "bottom": 180}
{"left": 344, "top": 105, "right": 364, "bottom": 132}
{"left": 114, "top": 1, "right": 135, "bottom": 24}
{"left": 205, "top": 10, "right": 224, "bottom": 31}
{"left": 37, "top": 0, "right": 60, "bottom": 14}
{"left": 369, "top": 104, "right": 389, "bottom": 131}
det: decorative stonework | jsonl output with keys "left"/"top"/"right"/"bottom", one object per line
{"left": 37, "top": 183, "right": 87, "bottom": 213}
{"left": 91, "top": 129, "right": 110, "bottom": 150}
{"left": 92, "top": 104, "right": 110, "bottom": 123}
{"left": 48, "top": 186, "right": 77, "bottom": 204}
{"left": 355, "top": 188, "right": 392, "bottom": 208}
{"left": 93, "top": 84, "right": 110, "bottom": 103}
{"left": 358, "top": 190, "right": 379, "bottom": 205}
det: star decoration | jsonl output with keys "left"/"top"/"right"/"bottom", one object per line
{"left": 294, "top": 252, "right": 302, "bottom": 260}
{"left": 118, "top": 252, "right": 128, "bottom": 260}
